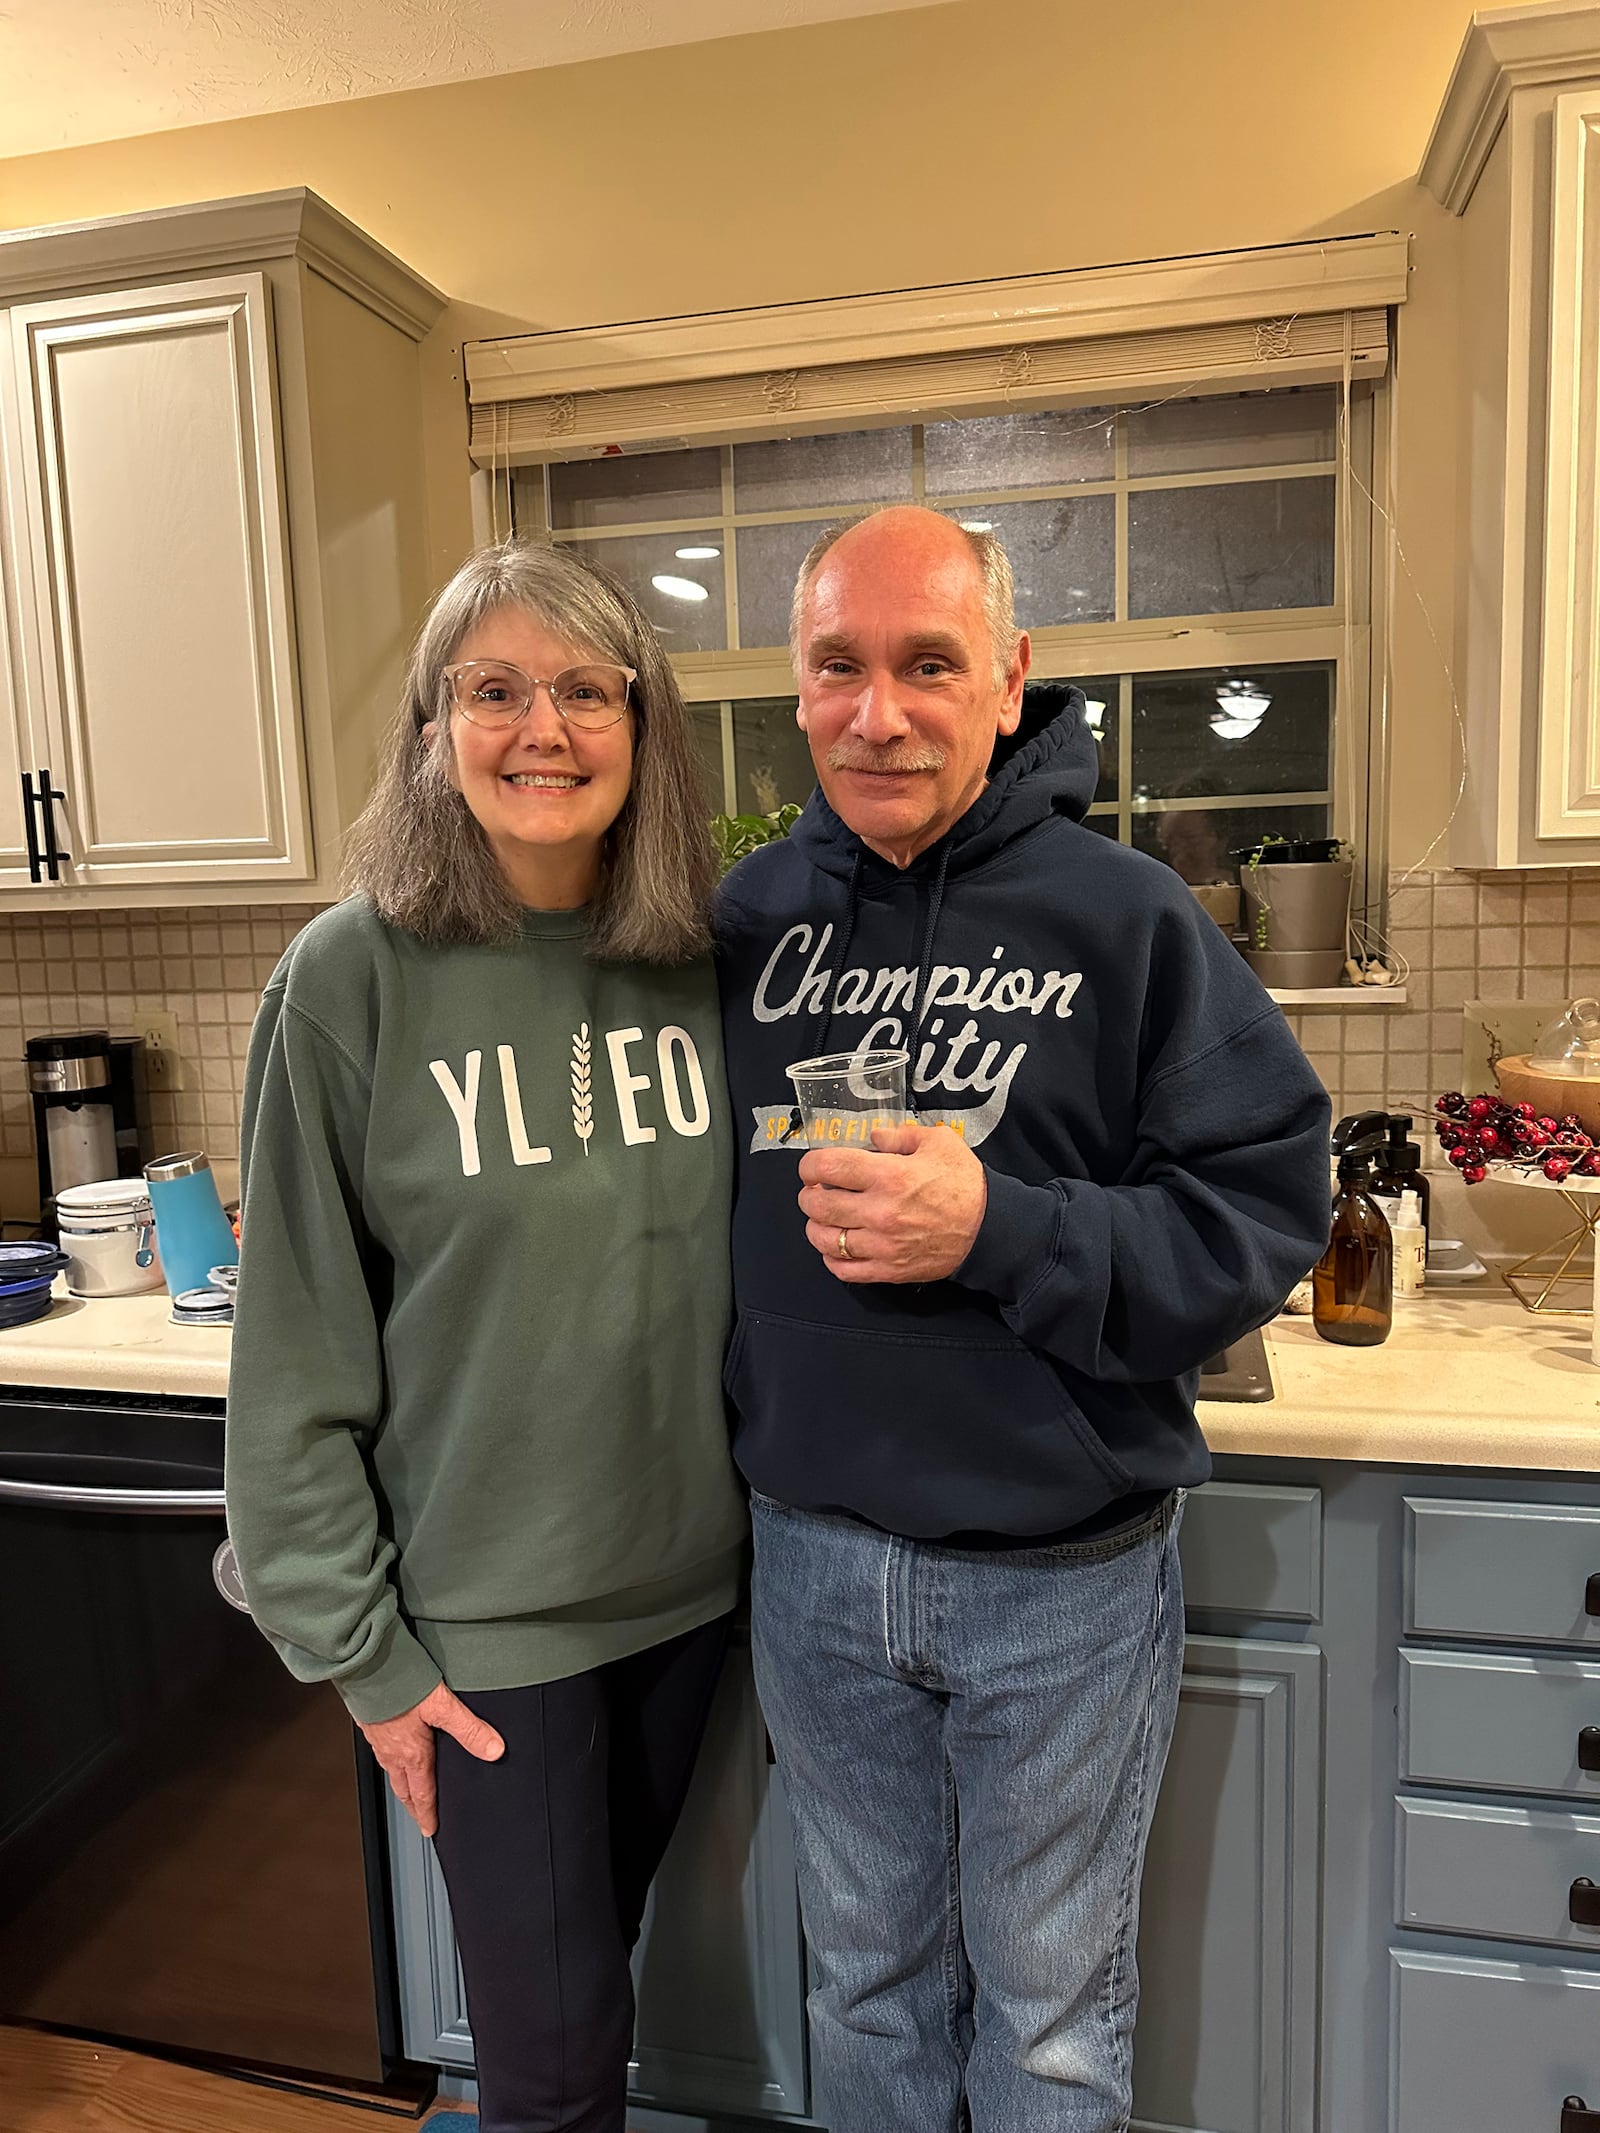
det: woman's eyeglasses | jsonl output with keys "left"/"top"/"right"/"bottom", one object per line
{"left": 444, "top": 660, "right": 636, "bottom": 731}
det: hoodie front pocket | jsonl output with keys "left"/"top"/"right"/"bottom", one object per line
{"left": 725, "top": 1307, "right": 1135, "bottom": 1537}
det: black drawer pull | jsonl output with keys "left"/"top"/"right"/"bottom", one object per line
{"left": 1589, "top": 1571, "right": 1600, "bottom": 1618}
{"left": 1562, "top": 2101, "right": 1600, "bottom": 2133}
{"left": 1572, "top": 1878, "right": 1600, "bottom": 1928}
{"left": 1582, "top": 1727, "right": 1600, "bottom": 1774}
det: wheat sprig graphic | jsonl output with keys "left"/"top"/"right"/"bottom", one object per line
{"left": 571, "top": 1022, "right": 594, "bottom": 1154}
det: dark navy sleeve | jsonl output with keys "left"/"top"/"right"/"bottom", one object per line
{"left": 953, "top": 970, "right": 1332, "bottom": 1382}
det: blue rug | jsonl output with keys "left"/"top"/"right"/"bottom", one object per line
{"left": 425, "top": 2117, "right": 476, "bottom": 2127}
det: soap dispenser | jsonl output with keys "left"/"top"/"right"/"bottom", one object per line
{"left": 1371, "top": 1113, "right": 1432, "bottom": 1245}
{"left": 1314, "top": 1125, "right": 1393, "bottom": 1346}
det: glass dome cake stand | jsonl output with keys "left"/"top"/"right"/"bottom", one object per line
{"left": 1490, "top": 1163, "right": 1600, "bottom": 1366}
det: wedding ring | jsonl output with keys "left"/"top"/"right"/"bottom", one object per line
{"left": 837, "top": 1228, "right": 853, "bottom": 1261}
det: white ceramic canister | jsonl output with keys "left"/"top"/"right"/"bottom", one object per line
{"left": 55, "top": 1178, "right": 163, "bottom": 1298}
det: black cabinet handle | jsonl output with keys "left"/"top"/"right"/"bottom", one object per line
{"left": 1572, "top": 1877, "right": 1600, "bottom": 1928}
{"left": 1588, "top": 1571, "right": 1600, "bottom": 1618}
{"left": 1562, "top": 2101, "right": 1600, "bottom": 2133}
{"left": 37, "top": 767, "right": 71, "bottom": 880}
{"left": 1582, "top": 1727, "right": 1600, "bottom": 1774}
{"left": 20, "top": 771, "right": 43, "bottom": 883}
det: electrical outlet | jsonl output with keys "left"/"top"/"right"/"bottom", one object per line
{"left": 137, "top": 1007, "right": 184, "bottom": 1092}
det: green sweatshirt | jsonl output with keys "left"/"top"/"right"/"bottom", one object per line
{"left": 225, "top": 897, "right": 746, "bottom": 1725}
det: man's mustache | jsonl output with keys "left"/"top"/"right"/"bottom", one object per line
{"left": 825, "top": 742, "right": 947, "bottom": 774}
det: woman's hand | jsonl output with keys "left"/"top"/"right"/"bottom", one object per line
{"left": 359, "top": 1682, "right": 506, "bottom": 1837}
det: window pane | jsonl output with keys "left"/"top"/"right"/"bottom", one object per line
{"left": 924, "top": 407, "right": 1115, "bottom": 493}
{"left": 1013, "top": 677, "right": 1118, "bottom": 800}
{"left": 1131, "top": 663, "right": 1332, "bottom": 800}
{"left": 1126, "top": 389, "right": 1337, "bottom": 476}
{"left": 732, "top": 697, "right": 814, "bottom": 814}
{"left": 690, "top": 703, "right": 726, "bottom": 811}
{"left": 733, "top": 427, "right": 913, "bottom": 514}
{"left": 736, "top": 517, "right": 832, "bottom": 648}
{"left": 558, "top": 529, "right": 727, "bottom": 651}
{"left": 976, "top": 496, "right": 1116, "bottom": 628}
{"left": 549, "top": 447, "right": 723, "bottom": 530}
{"left": 1082, "top": 812, "right": 1119, "bottom": 840}
{"left": 1130, "top": 799, "right": 1331, "bottom": 884}
{"left": 1128, "top": 477, "right": 1334, "bottom": 618}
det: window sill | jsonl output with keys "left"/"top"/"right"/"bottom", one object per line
{"left": 1267, "top": 986, "right": 1408, "bottom": 1008}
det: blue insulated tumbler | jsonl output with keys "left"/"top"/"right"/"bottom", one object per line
{"left": 143, "top": 1152, "right": 239, "bottom": 1300}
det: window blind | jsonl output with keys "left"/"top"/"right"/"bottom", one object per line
{"left": 465, "top": 233, "right": 1407, "bottom": 469}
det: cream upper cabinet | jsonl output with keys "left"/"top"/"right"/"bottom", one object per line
{"left": 1424, "top": 5, "right": 1600, "bottom": 867}
{"left": 0, "top": 190, "right": 445, "bottom": 909}
{"left": 8, "top": 273, "right": 309, "bottom": 887}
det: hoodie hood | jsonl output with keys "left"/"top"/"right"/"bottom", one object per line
{"left": 787, "top": 683, "right": 1100, "bottom": 884}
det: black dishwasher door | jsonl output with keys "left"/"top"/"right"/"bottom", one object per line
{"left": 0, "top": 1389, "right": 390, "bottom": 2086}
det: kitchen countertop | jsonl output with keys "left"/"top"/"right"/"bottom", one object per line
{"left": 1201, "top": 1290, "right": 1600, "bottom": 1470}
{"left": 0, "top": 1285, "right": 1597, "bottom": 1471}
{"left": 0, "top": 1284, "right": 230, "bottom": 1401}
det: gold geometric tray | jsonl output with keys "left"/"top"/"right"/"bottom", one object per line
{"left": 1486, "top": 1163, "right": 1600, "bottom": 1365}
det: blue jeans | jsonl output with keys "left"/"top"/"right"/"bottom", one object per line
{"left": 750, "top": 1488, "right": 1185, "bottom": 2133}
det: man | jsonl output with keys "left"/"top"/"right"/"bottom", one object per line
{"left": 715, "top": 506, "right": 1330, "bottom": 2132}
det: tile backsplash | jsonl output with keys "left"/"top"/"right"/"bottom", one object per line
{"left": 1, "top": 870, "right": 1597, "bottom": 1252}
{"left": 1283, "top": 867, "right": 1600, "bottom": 1262}
{"left": 0, "top": 906, "right": 320, "bottom": 1212}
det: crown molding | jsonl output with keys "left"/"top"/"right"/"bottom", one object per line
{"left": 1421, "top": 0, "right": 1600, "bottom": 214}
{"left": 0, "top": 187, "right": 446, "bottom": 338}
{"left": 466, "top": 233, "right": 1410, "bottom": 406}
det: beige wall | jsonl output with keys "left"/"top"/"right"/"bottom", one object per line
{"left": 0, "top": 0, "right": 1555, "bottom": 865}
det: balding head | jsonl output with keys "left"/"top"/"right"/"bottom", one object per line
{"left": 788, "top": 504, "right": 1031, "bottom": 868}
{"left": 790, "top": 506, "right": 1020, "bottom": 689}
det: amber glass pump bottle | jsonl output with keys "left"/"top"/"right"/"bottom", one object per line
{"left": 1313, "top": 1130, "right": 1394, "bottom": 1346}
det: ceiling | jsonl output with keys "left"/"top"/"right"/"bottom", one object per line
{"left": 0, "top": 0, "right": 941, "bottom": 161}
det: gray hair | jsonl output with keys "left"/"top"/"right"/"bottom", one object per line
{"left": 788, "top": 506, "right": 1022, "bottom": 688}
{"left": 343, "top": 540, "right": 715, "bottom": 961}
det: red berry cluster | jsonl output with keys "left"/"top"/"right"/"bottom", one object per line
{"left": 1433, "top": 1092, "right": 1600, "bottom": 1185}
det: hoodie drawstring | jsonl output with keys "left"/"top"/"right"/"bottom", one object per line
{"left": 781, "top": 840, "right": 951, "bottom": 1141}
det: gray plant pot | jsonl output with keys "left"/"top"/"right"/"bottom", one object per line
{"left": 1244, "top": 946, "right": 1348, "bottom": 989}
{"left": 1238, "top": 854, "right": 1353, "bottom": 954}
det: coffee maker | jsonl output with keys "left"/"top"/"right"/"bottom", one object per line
{"left": 26, "top": 1031, "right": 146, "bottom": 1229}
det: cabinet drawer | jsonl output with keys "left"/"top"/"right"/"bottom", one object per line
{"left": 1407, "top": 1498, "right": 1600, "bottom": 1650}
{"left": 1400, "top": 1649, "right": 1600, "bottom": 1800}
{"left": 1179, "top": 1481, "right": 1321, "bottom": 1620}
{"left": 1397, "top": 1794, "right": 1600, "bottom": 1950}
{"left": 1392, "top": 1949, "right": 1600, "bottom": 2133}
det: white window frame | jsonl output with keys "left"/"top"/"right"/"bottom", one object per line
{"left": 469, "top": 236, "right": 1406, "bottom": 932}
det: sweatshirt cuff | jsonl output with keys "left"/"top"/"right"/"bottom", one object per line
{"left": 953, "top": 1165, "right": 1064, "bottom": 1307}
{"left": 336, "top": 1616, "right": 443, "bottom": 1726}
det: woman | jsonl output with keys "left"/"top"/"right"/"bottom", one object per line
{"left": 226, "top": 540, "right": 747, "bottom": 2133}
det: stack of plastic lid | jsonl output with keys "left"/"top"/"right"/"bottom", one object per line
{"left": 0, "top": 1242, "right": 69, "bottom": 1330}
{"left": 171, "top": 1283, "right": 234, "bottom": 1327}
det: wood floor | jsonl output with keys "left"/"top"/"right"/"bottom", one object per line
{"left": 0, "top": 2026, "right": 462, "bottom": 2133}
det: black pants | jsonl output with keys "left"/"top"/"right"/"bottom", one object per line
{"left": 431, "top": 1614, "right": 733, "bottom": 2133}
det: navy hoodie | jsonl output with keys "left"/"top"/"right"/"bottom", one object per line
{"left": 715, "top": 689, "right": 1333, "bottom": 1541}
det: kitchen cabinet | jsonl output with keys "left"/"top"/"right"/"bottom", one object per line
{"left": 1423, "top": 5, "right": 1600, "bottom": 866}
{"left": 0, "top": 188, "right": 444, "bottom": 907}
{"left": 1130, "top": 1637, "right": 1322, "bottom": 2133}
{"left": 386, "top": 1465, "right": 1600, "bottom": 2131}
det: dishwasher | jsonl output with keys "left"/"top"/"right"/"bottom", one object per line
{"left": 0, "top": 1383, "right": 404, "bottom": 2094}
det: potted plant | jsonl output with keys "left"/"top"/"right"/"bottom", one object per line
{"left": 1236, "top": 834, "right": 1353, "bottom": 988}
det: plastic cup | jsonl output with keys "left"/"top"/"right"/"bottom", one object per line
{"left": 785, "top": 1049, "right": 910, "bottom": 1150}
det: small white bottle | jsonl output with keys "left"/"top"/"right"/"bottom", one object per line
{"left": 1391, "top": 1189, "right": 1426, "bottom": 1299}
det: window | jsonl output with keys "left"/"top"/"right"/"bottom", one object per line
{"left": 512, "top": 382, "right": 1373, "bottom": 896}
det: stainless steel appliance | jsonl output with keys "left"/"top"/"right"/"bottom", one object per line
{"left": 26, "top": 1034, "right": 118, "bottom": 1217}
{"left": 0, "top": 1386, "right": 404, "bottom": 2092}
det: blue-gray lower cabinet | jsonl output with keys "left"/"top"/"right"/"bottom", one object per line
{"left": 387, "top": 1624, "right": 809, "bottom": 2119}
{"left": 1130, "top": 1636, "right": 1323, "bottom": 2133}
{"left": 1391, "top": 1948, "right": 1600, "bottom": 2133}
